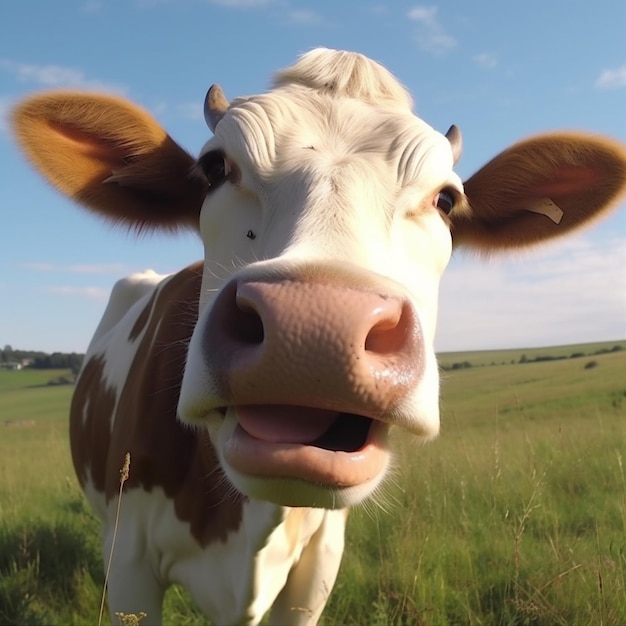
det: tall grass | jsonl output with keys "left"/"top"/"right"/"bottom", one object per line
{"left": 323, "top": 351, "right": 626, "bottom": 625}
{"left": 0, "top": 347, "right": 624, "bottom": 625}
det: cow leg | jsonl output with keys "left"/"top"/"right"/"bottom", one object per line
{"left": 105, "top": 562, "right": 165, "bottom": 625}
{"left": 268, "top": 510, "right": 346, "bottom": 626}
{"left": 102, "top": 530, "right": 165, "bottom": 625}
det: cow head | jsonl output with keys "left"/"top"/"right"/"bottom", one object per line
{"left": 12, "top": 49, "right": 626, "bottom": 509}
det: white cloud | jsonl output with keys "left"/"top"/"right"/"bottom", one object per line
{"left": 0, "top": 59, "right": 126, "bottom": 93}
{"left": 23, "top": 262, "right": 128, "bottom": 274}
{"left": 44, "top": 286, "right": 110, "bottom": 301}
{"left": 596, "top": 65, "right": 626, "bottom": 90}
{"left": 407, "top": 6, "right": 456, "bottom": 56}
{"left": 473, "top": 52, "right": 497, "bottom": 69}
{"left": 68, "top": 263, "right": 129, "bottom": 274}
{"left": 436, "top": 234, "right": 626, "bottom": 352}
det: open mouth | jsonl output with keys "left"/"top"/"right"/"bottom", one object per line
{"left": 234, "top": 404, "right": 373, "bottom": 451}
{"left": 221, "top": 405, "right": 389, "bottom": 488}
{"left": 310, "top": 412, "right": 373, "bottom": 452}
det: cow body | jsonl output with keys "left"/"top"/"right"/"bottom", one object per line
{"left": 12, "top": 49, "right": 626, "bottom": 624}
{"left": 73, "top": 264, "right": 345, "bottom": 623}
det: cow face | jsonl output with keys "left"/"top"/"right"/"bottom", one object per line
{"left": 178, "top": 75, "right": 463, "bottom": 508}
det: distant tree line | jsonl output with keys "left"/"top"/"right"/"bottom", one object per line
{"left": 518, "top": 344, "right": 623, "bottom": 365}
{"left": 442, "top": 361, "right": 473, "bottom": 371}
{"left": 440, "top": 344, "right": 624, "bottom": 372}
{"left": 1, "top": 345, "right": 84, "bottom": 375}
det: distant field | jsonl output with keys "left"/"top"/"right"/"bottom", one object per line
{"left": 438, "top": 339, "right": 626, "bottom": 368}
{"left": 0, "top": 367, "right": 73, "bottom": 390}
{"left": 0, "top": 369, "right": 74, "bottom": 425}
{"left": 0, "top": 343, "right": 625, "bottom": 625}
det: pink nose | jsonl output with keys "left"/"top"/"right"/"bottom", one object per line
{"left": 204, "top": 273, "right": 423, "bottom": 418}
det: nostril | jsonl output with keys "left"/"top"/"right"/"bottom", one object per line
{"left": 213, "top": 281, "right": 264, "bottom": 346}
{"left": 229, "top": 299, "right": 264, "bottom": 345}
{"left": 364, "top": 302, "right": 412, "bottom": 355}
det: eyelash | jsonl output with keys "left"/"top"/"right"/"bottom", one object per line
{"left": 435, "top": 189, "right": 456, "bottom": 215}
{"left": 197, "top": 150, "right": 234, "bottom": 190}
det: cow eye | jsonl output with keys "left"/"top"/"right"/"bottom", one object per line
{"left": 435, "top": 189, "right": 455, "bottom": 215}
{"left": 198, "top": 150, "right": 230, "bottom": 189}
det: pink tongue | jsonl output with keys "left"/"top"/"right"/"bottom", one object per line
{"left": 235, "top": 405, "right": 339, "bottom": 444}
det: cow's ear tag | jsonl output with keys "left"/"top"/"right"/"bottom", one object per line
{"left": 524, "top": 198, "right": 564, "bottom": 224}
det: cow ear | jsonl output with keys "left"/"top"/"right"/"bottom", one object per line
{"left": 11, "top": 91, "right": 206, "bottom": 233}
{"left": 451, "top": 133, "right": 626, "bottom": 251}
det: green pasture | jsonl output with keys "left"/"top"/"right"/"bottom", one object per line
{"left": 438, "top": 339, "right": 625, "bottom": 368}
{"left": 0, "top": 342, "right": 625, "bottom": 625}
{"left": 0, "top": 368, "right": 73, "bottom": 425}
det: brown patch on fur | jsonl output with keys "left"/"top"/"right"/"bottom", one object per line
{"left": 11, "top": 92, "right": 206, "bottom": 233}
{"left": 70, "top": 355, "right": 116, "bottom": 491}
{"left": 70, "top": 261, "right": 244, "bottom": 547}
{"left": 453, "top": 132, "right": 626, "bottom": 250}
{"left": 177, "top": 429, "right": 245, "bottom": 545}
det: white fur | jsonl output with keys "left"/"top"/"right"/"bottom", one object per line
{"left": 81, "top": 270, "right": 169, "bottom": 432}
{"left": 97, "top": 486, "right": 344, "bottom": 625}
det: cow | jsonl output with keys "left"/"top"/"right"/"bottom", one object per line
{"left": 11, "top": 48, "right": 626, "bottom": 625}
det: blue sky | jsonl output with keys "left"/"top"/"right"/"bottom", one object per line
{"left": 1, "top": 0, "right": 625, "bottom": 354}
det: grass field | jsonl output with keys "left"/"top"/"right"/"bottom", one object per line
{"left": 0, "top": 341, "right": 625, "bottom": 625}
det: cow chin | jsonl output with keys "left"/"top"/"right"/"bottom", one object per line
{"left": 211, "top": 407, "right": 392, "bottom": 508}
